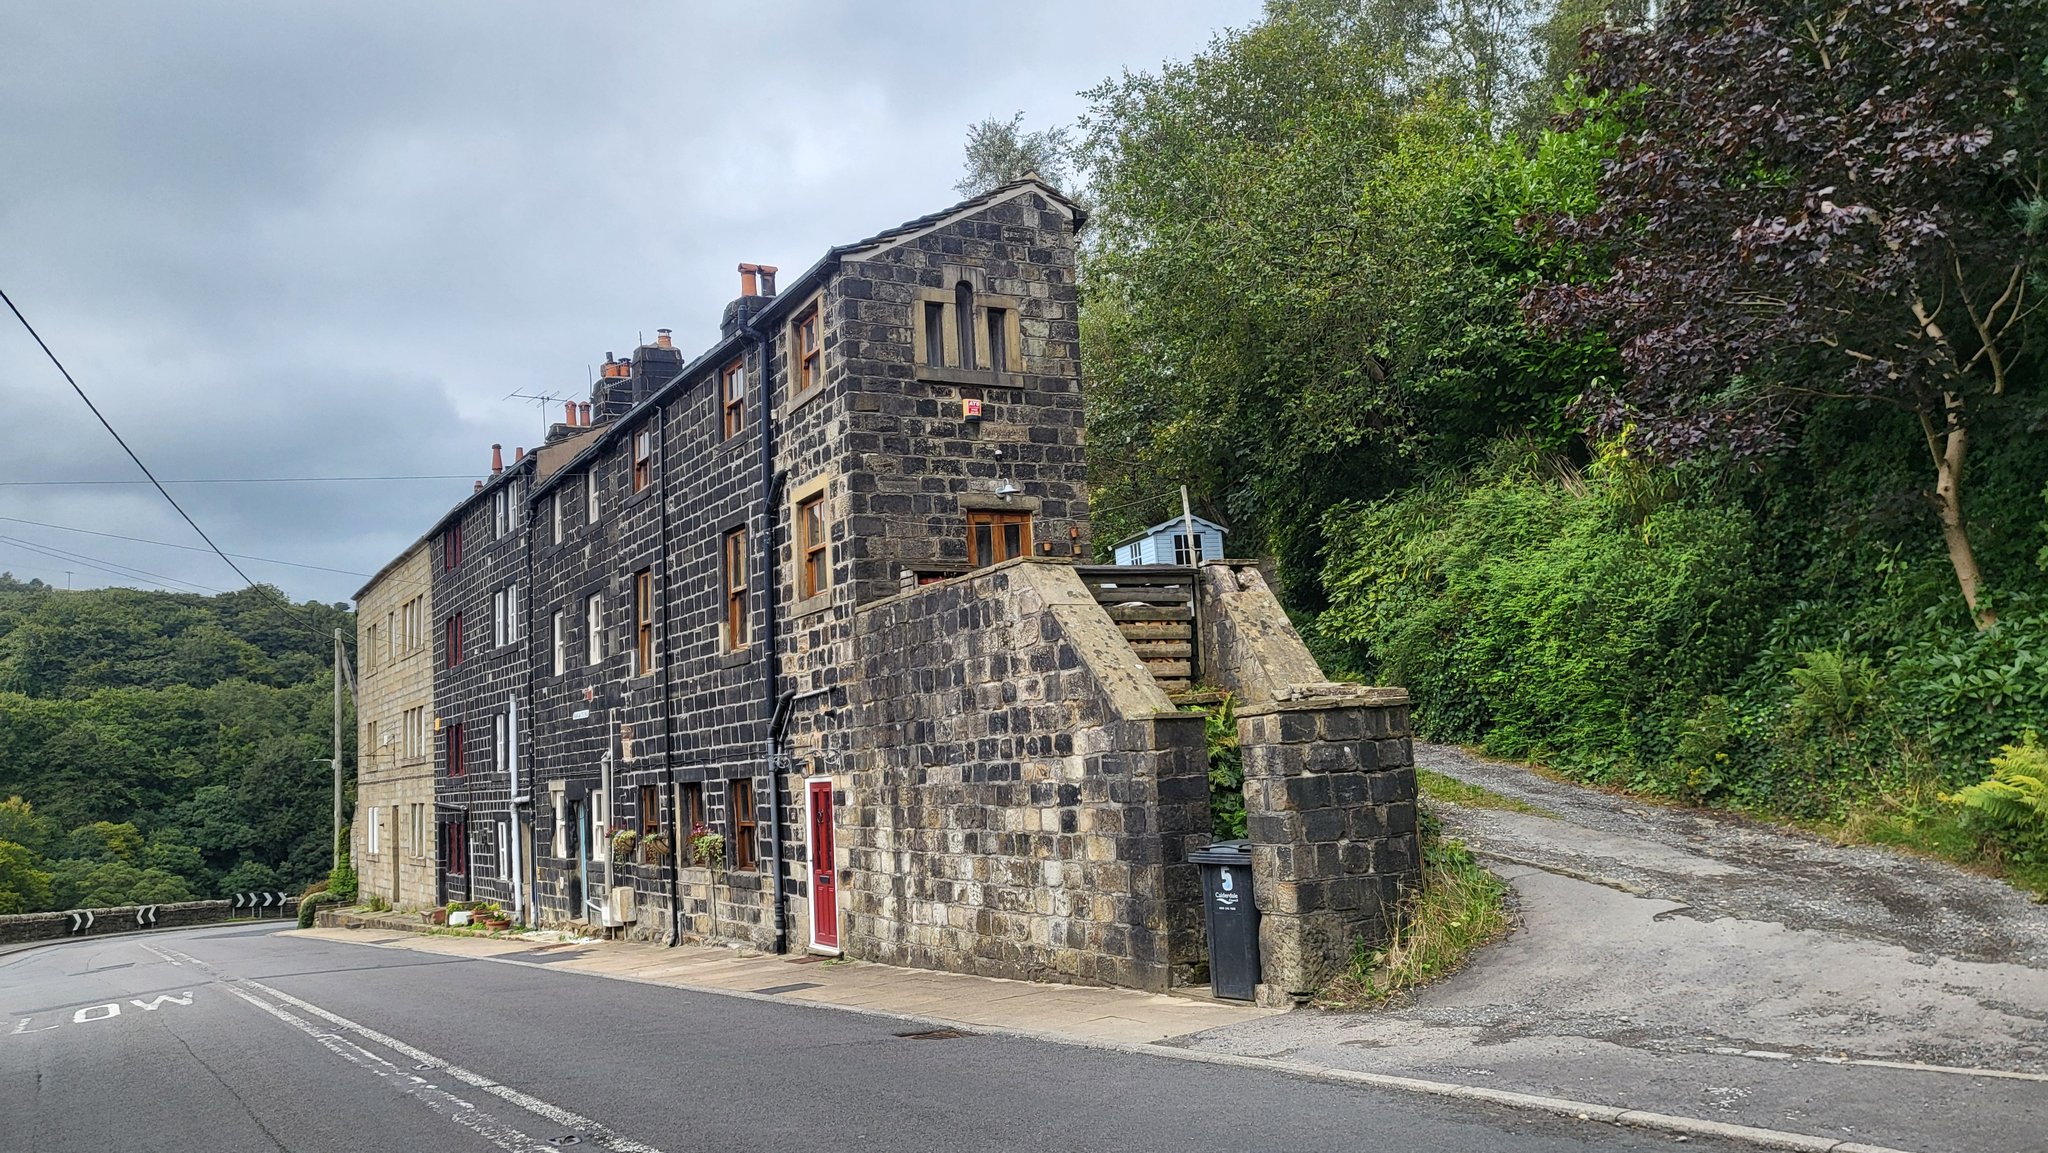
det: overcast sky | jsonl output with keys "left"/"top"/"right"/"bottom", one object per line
{"left": 0, "top": 2, "right": 1255, "bottom": 605}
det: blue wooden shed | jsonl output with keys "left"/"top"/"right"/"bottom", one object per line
{"left": 1111, "top": 515, "right": 1230, "bottom": 566}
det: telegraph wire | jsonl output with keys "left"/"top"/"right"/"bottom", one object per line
{"left": 0, "top": 475, "right": 478, "bottom": 486}
{"left": 0, "top": 535, "right": 224, "bottom": 594}
{"left": 1, "top": 285, "right": 261, "bottom": 588}
{"left": 0, "top": 515, "right": 372, "bottom": 578}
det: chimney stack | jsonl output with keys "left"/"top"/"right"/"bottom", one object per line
{"left": 474, "top": 480, "right": 485, "bottom": 493}
{"left": 656, "top": 328, "right": 673, "bottom": 349}
{"left": 738, "top": 262, "right": 779, "bottom": 297}
{"left": 491, "top": 444, "right": 504, "bottom": 474}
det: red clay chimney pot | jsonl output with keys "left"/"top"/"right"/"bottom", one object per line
{"left": 491, "top": 444, "right": 503, "bottom": 473}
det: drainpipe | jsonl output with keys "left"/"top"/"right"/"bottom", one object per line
{"left": 657, "top": 399, "right": 683, "bottom": 948}
{"left": 736, "top": 297, "right": 790, "bottom": 956}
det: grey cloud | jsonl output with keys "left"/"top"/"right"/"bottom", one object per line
{"left": 0, "top": 1, "right": 1256, "bottom": 604}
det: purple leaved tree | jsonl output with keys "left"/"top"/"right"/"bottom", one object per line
{"left": 1527, "top": 0, "right": 2047, "bottom": 625}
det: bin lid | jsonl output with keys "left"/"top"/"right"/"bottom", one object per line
{"left": 1188, "top": 838, "right": 1254, "bottom": 865}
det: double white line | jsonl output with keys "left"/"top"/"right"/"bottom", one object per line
{"left": 146, "top": 944, "right": 663, "bottom": 1153}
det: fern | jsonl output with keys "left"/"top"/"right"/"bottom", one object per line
{"left": 1787, "top": 649, "right": 1878, "bottom": 739}
{"left": 1949, "top": 733, "right": 2048, "bottom": 831}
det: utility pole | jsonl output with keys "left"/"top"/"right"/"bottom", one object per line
{"left": 1180, "top": 485, "right": 1200, "bottom": 566}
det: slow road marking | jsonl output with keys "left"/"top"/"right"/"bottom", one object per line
{"left": 8, "top": 992, "right": 195, "bottom": 1035}
{"left": 153, "top": 945, "right": 664, "bottom": 1153}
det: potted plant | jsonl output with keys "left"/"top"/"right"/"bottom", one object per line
{"left": 474, "top": 901, "right": 511, "bottom": 931}
{"left": 688, "top": 824, "right": 724, "bottom": 870}
{"left": 639, "top": 831, "right": 672, "bottom": 864}
{"left": 610, "top": 826, "right": 640, "bottom": 860}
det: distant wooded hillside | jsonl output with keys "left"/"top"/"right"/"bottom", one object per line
{"left": 0, "top": 575, "right": 354, "bottom": 913}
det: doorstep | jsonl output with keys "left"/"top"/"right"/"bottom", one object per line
{"left": 291, "top": 921, "right": 1279, "bottom": 1046}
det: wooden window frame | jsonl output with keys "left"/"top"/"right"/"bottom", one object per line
{"left": 791, "top": 304, "right": 822, "bottom": 396}
{"left": 633, "top": 568, "right": 654, "bottom": 675}
{"left": 966, "top": 510, "right": 1032, "bottom": 569}
{"left": 722, "top": 527, "right": 749, "bottom": 650}
{"left": 631, "top": 427, "right": 653, "bottom": 493}
{"left": 445, "top": 613, "right": 464, "bottom": 667}
{"left": 680, "top": 782, "right": 706, "bottom": 839}
{"left": 447, "top": 722, "right": 465, "bottom": 778}
{"left": 639, "top": 783, "right": 660, "bottom": 836}
{"left": 721, "top": 359, "right": 746, "bottom": 440}
{"left": 729, "top": 780, "right": 758, "bottom": 871}
{"left": 797, "top": 494, "right": 828, "bottom": 599}
{"left": 443, "top": 523, "right": 462, "bottom": 570}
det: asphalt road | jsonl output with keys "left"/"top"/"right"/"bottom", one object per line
{"left": 0, "top": 924, "right": 1741, "bottom": 1153}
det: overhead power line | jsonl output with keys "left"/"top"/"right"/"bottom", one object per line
{"left": 0, "top": 475, "right": 477, "bottom": 486}
{"left": 0, "top": 515, "right": 372, "bottom": 578}
{"left": 0, "top": 535, "right": 225, "bottom": 594}
{"left": 1, "top": 285, "right": 260, "bottom": 589}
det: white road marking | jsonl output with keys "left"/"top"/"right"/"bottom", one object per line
{"left": 11, "top": 1018, "right": 58, "bottom": 1035}
{"left": 223, "top": 984, "right": 566, "bottom": 1153}
{"left": 138, "top": 942, "right": 183, "bottom": 966}
{"left": 155, "top": 945, "right": 664, "bottom": 1153}
{"left": 130, "top": 993, "right": 194, "bottom": 1010}
{"left": 72, "top": 1003, "right": 119, "bottom": 1023}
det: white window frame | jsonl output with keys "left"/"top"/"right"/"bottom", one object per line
{"left": 585, "top": 593, "right": 604, "bottom": 666}
{"left": 493, "top": 589, "right": 508, "bottom": 647}
{"left": 552, "top": 609, "right": 567, "bottom": 675}
{"left": 367, "top": 809, "right": 381, "bottom": 855}
{"left": 586, "top": 470, "right": 599, "bottom": 525}
{"left": 497, "top": 820, "right": 510, "bottom": 882}
{"left": 551, "top": 493, "right": 563, "bottom": 545}
{"left": 493, "top": 711, "right": 510, "bottom": 775}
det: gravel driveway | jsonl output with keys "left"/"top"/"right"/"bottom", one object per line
{"left": 1180, "top": 744, "right": 2048, "bottom": 1153}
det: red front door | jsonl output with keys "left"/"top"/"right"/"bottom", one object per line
{"left": 807, "top": 779, "right": 838, "bottom": 952}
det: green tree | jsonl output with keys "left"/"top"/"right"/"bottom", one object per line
{"left": 0, "top": 839, "right": 53, "bottom": 914}
{"left": 955, "top": 112, "right": 1074, "bottom": 198}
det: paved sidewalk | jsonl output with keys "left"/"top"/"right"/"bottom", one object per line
{"left": 291, "top": 922, "right": 1277, "bottom": 1045}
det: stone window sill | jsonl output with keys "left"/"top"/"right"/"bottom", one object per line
{"left": 913, "top": 365, "right": 1025, "bottom": 389}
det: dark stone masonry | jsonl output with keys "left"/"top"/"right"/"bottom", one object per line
{"left": 359, "top": 178, "right": 1422, "bottom": 999}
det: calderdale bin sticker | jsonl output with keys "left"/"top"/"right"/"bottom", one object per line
{"left": 1215, "top": 867, "right": 1240, "bottom": 909}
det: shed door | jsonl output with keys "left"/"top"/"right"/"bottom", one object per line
{"left": 807, "top": 778, "right": 838, "bottom": 953}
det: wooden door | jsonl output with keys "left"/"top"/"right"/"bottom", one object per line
{"left": 806, "top": 778, "right": 838, "bottom": 952}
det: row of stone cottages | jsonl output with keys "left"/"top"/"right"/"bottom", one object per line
{"left": 348, "top": 178, "right": 1422, "bottom": 1005}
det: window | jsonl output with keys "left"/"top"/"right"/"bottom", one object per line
{"left": 955, "top": 281, "right": 976, "bottom": 368}
{"left": 721, "top": 359, "right": 746, "bottom": 440}
{"left": 497, "top": 821, "right": 509, "bottom": 880}
{"left": 367, "top": 809, "right": 381, "bottom": 855}
{"left": 492, "top": 485, "right": 511, "bottom": 538}
{"left": 585, "top": 593, "right": 604, "bottom": 666}
{"left": 792, "top": 305, "right": 822, "bottom": 395}
{"left": 507, "top": 582, "right": 519, "bottom": 641}
{"left": 552, "top": 609, "right": 567, "bottom": 675}
{"left": 985, "top": 306, "right": 1010, "bottom": 373}
{"left": 729, "top": 779, "right": 757, "bottom": 871}
{"left": 493, "top": 710, "right": 510, "bottom": 775}
{"left": 922, "top": 301, "right": 946, "bottom": 366}
{"left": 551, "top": 492, "right": 563, "bottom": 545}
{"left": 586, "top": 469, "right": 600, "bottom": 526}
{"left": 446, "top": 722, "right": 466, "bottom": 777}
{"left": 798, "top": 494, "right": 828, "bottom": 598}
{"left": 590, "top": 790, "right": 609, "bottom": 863}
{"left": 364, "top": 623, "right": 380, "bottom": 674}
{"left": 967, "top": 510, "right": 1032, "bottom": 568}
{"left": 632, "top": 426, "right": 653, "bottom": 493}
{"left": 640, "top": 783, "right": 660, "bottom": 835}
{"left": 403, "top": 706, "right": 426, "bottom": 760}
{"left": 445, "top": 613, "right": 464, "bottom": 667}
{"left": 1172, "top": 533, "right": 1206, "bottom": 565}
{"left": 493, "top": 589, "right": 508, "bottom": 647}
{"left": 402, "top": 597, "right": 423, "bottom": 653}
{"left": 443, "top": 523, "right": 462, "bottom": 570}
{"left": 633, "top": 568, "right": 654, "bottom": 675}
{"left": 385, "top": 610, "right": 396, "bottom": 663}
{"left": 722, "top": 527, "right": 748, "bottom": 650}
{"left": 680, "top": 781, "right": 705, "bottom": 838}
{"left": 366, "top": 719, "right": 380, "bottom": 761}
{"left": 410, "top": 803, "right": 425, "bottom": 857}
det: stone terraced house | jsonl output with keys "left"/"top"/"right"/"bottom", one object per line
{"left": 361, "top": 179, "right": 1422, "bottom": 1005}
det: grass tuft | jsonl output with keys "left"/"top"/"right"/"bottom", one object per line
{"left": 1416, "top": 768, "right": 1559, "bottom": 817}
{"left": 1315, "top": 811, "right": 1512, "bottom": 1008}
